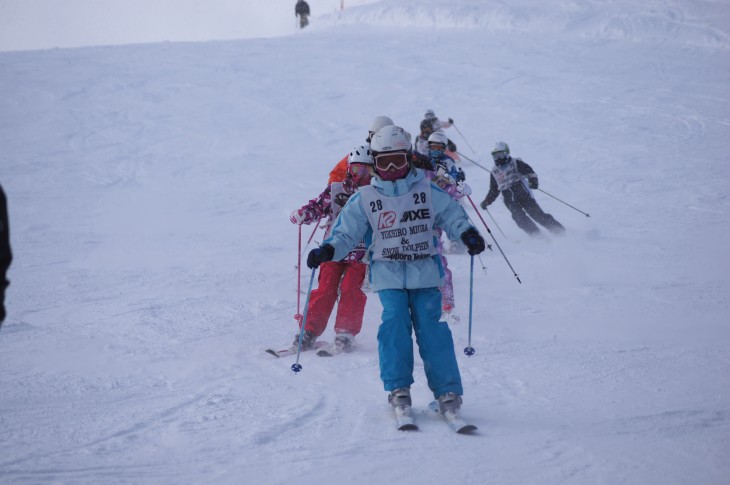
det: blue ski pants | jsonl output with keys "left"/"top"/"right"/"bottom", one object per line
{"left": 377, "top": 287, "right": 463, "bottom": 399}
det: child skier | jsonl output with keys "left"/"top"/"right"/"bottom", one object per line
{"left": 423, "top": 109, "right": 455, "bottom": 135}
{"left": 414, "top": 131, "right": 471, "bottom": 322}
{"left": 479, "top": 141, "right": 565, "bottom": 237}
{"left": 289, "top": 145, "right": 374, "bottom": 352}
{"left": 414, "top": 118, "right": 458, "bottom": 162}
{"left": 306, "top": 125, "right": 486, "bottom": 426}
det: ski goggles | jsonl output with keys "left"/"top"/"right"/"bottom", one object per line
{"left": 348, "top": 163, "right": 373, "bottom": 178}
{"left": 491, "top": 151, "right": 508, "bottom": 161}
{"left": 374, "top": 152, "right": 409, "bottom": 172}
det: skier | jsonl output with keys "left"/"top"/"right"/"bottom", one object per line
{"left": 413, "top": 131, "right": 471, "bottom": 323}
{"left": 1, "top": 184, "right": 11, "bottom": 326}
{"left": 480, "top": 141, "right": 565, "bottom": 236}
{"left": 415, "top": 131, "right": 471, "bottom": 322}
{"left": 423, "top": 109, "right": 453, "bottom": 133}
{"left": 289, "top": 145, "right": 374, "bottom": 352}
{"left": 306, "top": 125, "right": 486, "bottom": 424}
{"left": 414, "top": 118, "right": 457, "bottom": 165}
{"left": 327, "top": 115, "right": 393, "bottom": 184}
{"left": 425, "top": 131, "right": 464, "bottom": 183}
{"left": 295, "top": 0, "right": 310, "bottom": 29}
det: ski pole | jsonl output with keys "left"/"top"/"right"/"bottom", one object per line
{"left": 483, "top": 206, "right": 507, "bottom": 239}
{"left": 457, "top": 153, "right": 507, "bottom": 238}
{"left": 476, "top": 253, "right": 488, "bottom": 275}
{"left": 294, "top": 225, "right": 303, "bottom": 325}
{"left": 537, "top": 188, "right": 591, "bottom": 217}
{"left": 464, "top": 255, "right": 476, "bottom": 356}
{"left": 299, "top": 219, "right": 322, "bottom": 263}
{"left": 466, "top": 195, "right": 522, "bottom": 284}
{"left": 451, "top": 123, "right": 477, "bottom": 155}
{"left": 457, "top": 151, "right": 492, "bottom": 175}
{"left": 292, "top": 267, "right": 318, "bottom": 373}
{"left": 463, "top": 219, "right": 488, "bottom": 274}
{"left": 466, "top": 214, "right": 492, "bottom": 252}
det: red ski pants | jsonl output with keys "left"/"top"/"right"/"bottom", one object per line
{"left": 303, "top": 261, "right": 367, "bottom": 337}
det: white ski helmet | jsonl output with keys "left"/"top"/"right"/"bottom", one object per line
{"left": 368, "top": 115, "right": 394, "bottom": 135}
{"left": 491, "top": 141, "right": 510, "bottom": 160}
{"left": 369, "top": 125, "right": 412, "bottom": 155}
{"left": 424, "top": 109, "right": 436, "bottom": 120}
{"left": 348, "top": 144, "right": 374, "bottom": 165}
{"left": 427, "top": 131, "right": 449, "bottom": 146}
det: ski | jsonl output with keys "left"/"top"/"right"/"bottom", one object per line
{"left": 428, "top": 401, "right": 477, "bottom": 434}
{"left": 316, "top": 345, "right": 342, "bottom": 357}
{"left": 265, "top": 340, "right": 328, "bottom": 358}
{"left": 316, "top": 337, "right": 357, "bottom": 357}
{"left": 316, "top": 343, "right": 355, "bottom": 357}
{"left": 393, "top": 405, "right": 418, "bottom": 431}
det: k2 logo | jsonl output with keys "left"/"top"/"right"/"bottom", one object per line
{"left": 378, "top": 211, "right": 397, "bottom": 229}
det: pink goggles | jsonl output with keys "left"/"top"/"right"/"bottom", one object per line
{"left": 374, "top": 152, "right": 409, "bottom": 172}
{"left": 348, "top": 163, "right": 373, "bottom": 178}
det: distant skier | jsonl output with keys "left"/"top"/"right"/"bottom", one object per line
{"left": 289, "top": 146, "right": 374, "bottom": 353}
{"left": 1, "top": 184, "right": 11, "bottom": 326}
{"left": 425, "top": 131, "right": 464, "bottom": 183}
{"left": 295, "top": 0, "right": 310, "bottom": 29}
{"left": 423, "top": 109, "right": 453, "bottom": 133}
{"left": 480, "top": 141, "right": 565, "bottom": 237}
{"left": 306, "top": 125, "right": 486, "bottom": 426}
{"left": 414, "top": 117, "right": 457, "bottom": 165}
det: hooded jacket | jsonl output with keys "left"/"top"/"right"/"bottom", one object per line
{"left": 324, "top": 169, "right": 473, "bottom": 291}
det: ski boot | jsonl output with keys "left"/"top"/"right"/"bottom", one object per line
{"left": 292, "top": 330, "right": 317, "bottom": 350}
{"left": 433, "top": 392, "right": 476, "bottom": 433}
{"left": 389, "top": 387, "right": 416, "bottom": 430}
{"left": 388, "top": 387, "right": 412, "bottom": 408}
{"left": 437, "top": 392, "right": 463, "bottom": 418}
{"left": 334, "top": 332, "right": 355, "bottom": 353}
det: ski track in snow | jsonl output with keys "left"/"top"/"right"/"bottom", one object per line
{"left": 2, "top": 0, "right": 730, "bottom": 483}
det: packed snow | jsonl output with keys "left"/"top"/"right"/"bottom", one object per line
{"left": 1, "top": 0, "right": 729, "bottom": 483}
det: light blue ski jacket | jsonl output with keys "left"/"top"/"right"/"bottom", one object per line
{"left": 324, "top": 168, "right": 474, "bottom": 292}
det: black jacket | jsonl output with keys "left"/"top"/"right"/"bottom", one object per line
{"left": 296, "top": 1, "right": 310, "bottom": 16}
{"left": 483, "top": 158, "right": 538, "bottom": 206}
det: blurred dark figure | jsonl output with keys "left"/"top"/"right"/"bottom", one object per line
{"left": 1, "top": 184, "right": 11, "bottom": 326}
{"left": 480, "top": 142, "right": 565, "bottom": 237}
{"left": 296, "top": 0, "right": 310, "bottom": 29}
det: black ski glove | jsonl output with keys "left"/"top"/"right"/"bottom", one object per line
{"left": 480, "top": 198, "right": 490, "bottom": 210}
{"left": 529, "top": 178, "right": 538, "bottom": 190}
{"left": 460, "top": 228, "right": 486, "bottom": 256}
{"left": 448, "top": 118, "right": 454, "bottom": 124}
{"left": 307, "top": 244, "right": 335, "bottom": 269}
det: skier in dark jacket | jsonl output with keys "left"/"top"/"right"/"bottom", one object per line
{"left": 480, "top": 142, "right": 565, "bottom": 237}
{"left": 1, "top": 184, "right": 12, "bottom": 326}
{"left": 295, "top": 0, "right": 310, "bottom": 29}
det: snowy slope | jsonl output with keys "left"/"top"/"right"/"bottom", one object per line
{"left": 0, "top": 0, "right": 380, "bottom": 51}
{"left": 1, "top": 0, "right": 730, "bottom": 483}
